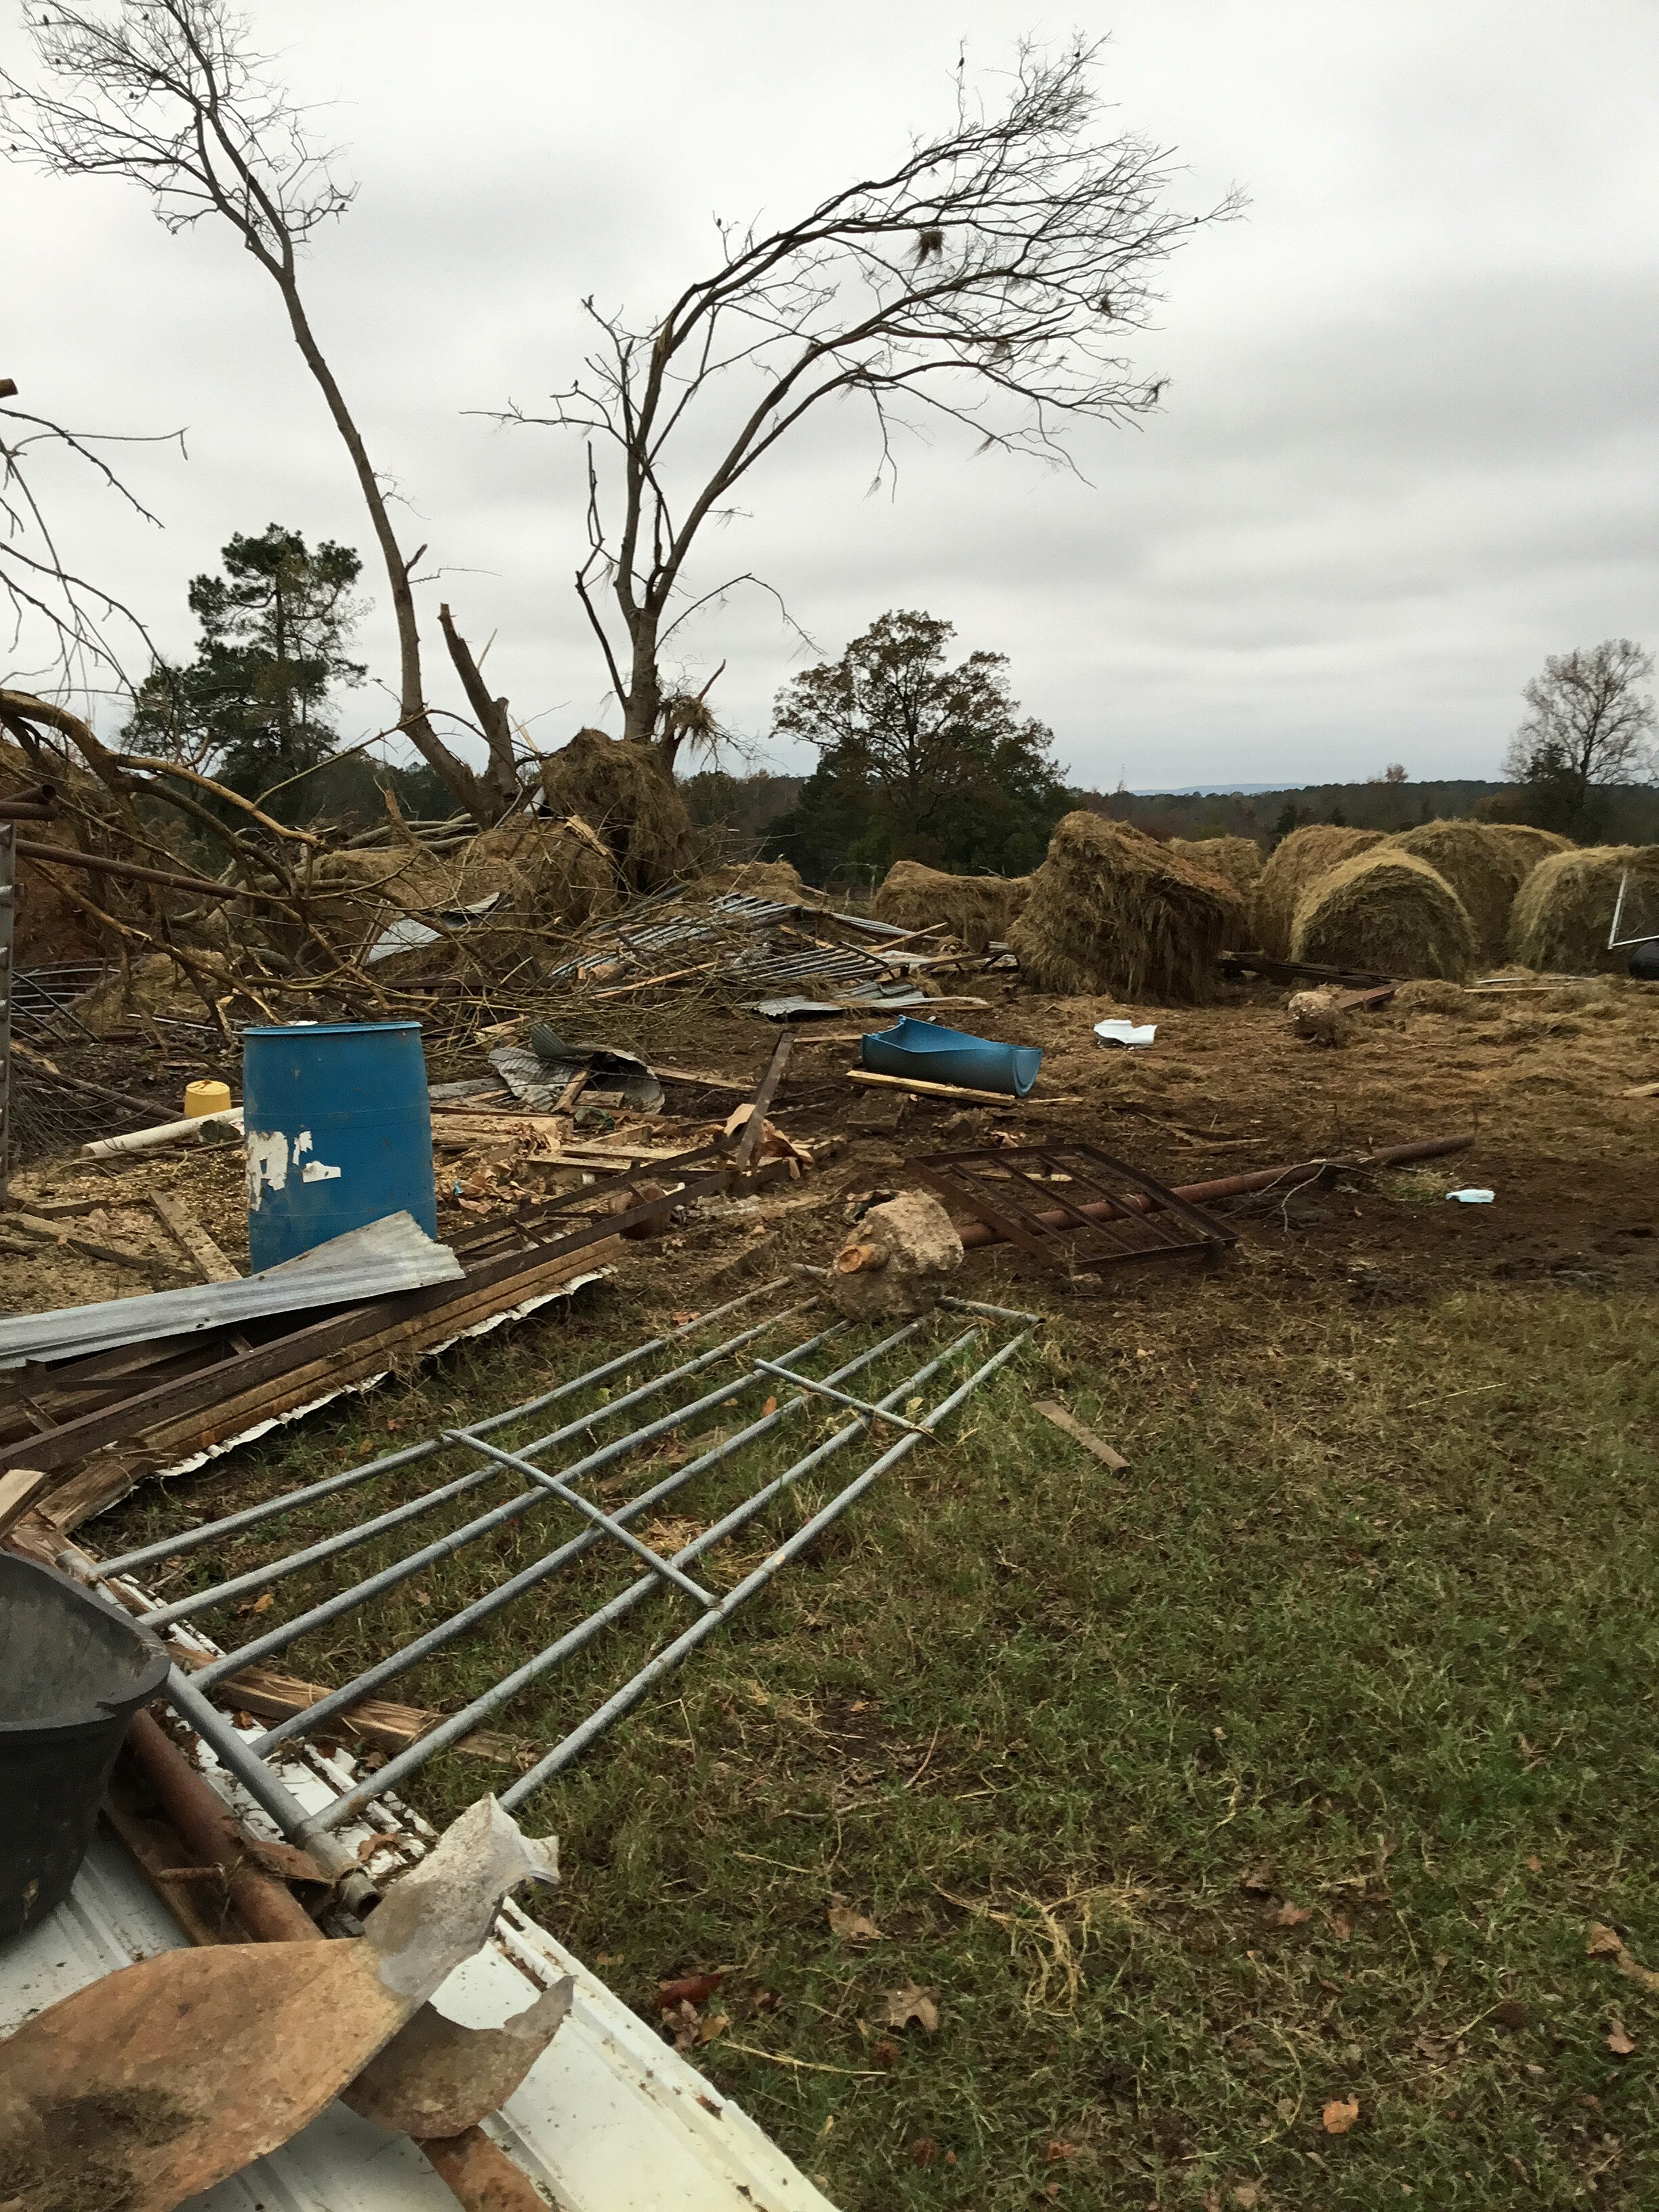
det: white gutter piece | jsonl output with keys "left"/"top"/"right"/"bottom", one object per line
{"left": 0, "top": 1211, "right": 463, "bottom": 1369}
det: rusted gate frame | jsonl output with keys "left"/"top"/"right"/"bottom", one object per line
{"left": 912, "top": 1143, "right": 1237, "bottom": 1275}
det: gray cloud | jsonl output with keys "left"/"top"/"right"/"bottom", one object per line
{"left": 4, "top": 0, "right": 1656, "bottom": 794}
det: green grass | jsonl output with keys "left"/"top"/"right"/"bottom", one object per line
{"left": 102, "top": 1275, "right": 1659, "bottom": 2208}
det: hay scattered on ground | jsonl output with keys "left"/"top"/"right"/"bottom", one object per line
{"left": 538, "top": 728, "right": 697, "bottom": 891}
{"left": 1008, "top": 812, "right": 1245, "bottom": 1002}
{"left": 1389, "top": 820, "right": 1528, "bottom": 961}
{"left": 1484, "top": 824, "right": 1574, "bottom": 876}
{"left": 1250, "top": 826, "right": 1388, "bottom": 956}
{"left": 306, "top": 817, "right": 619, "bottom": 956}
{"left": 1507, "top": 844, "right": 1659, "bottom": 973}
{"left": 872, "top": 860, "right": 1032, "bottom": 951}
{"left": 1168, "top": 836, "right": 1262, "bottom": 901}
{"left": 1291, "top": 847, "right": 1477, "bottom": 981}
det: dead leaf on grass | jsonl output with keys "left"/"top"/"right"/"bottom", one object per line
{"left": 870, "top": 2038, "right": 901, "bottom": 2068}
{"left": 878, "top": 1982, "right": 940, "bottom": 2034}
{"left": 1586, "top": 1921, "right": 1659, "bottom": 1992}
{"left": 1042, "top": 2140, "right": 1078, "bottom": 2162}
{"left": 658, "top": 1969, "right": 726, "bottom": 2009}
{"left": 1322, "top": 2096, "right": 1359, "bottom": 2135}
{"left": 909, "top": 2136, "right": 939, "bottom": 2167}
{"left": 698, "top": 2012, "right": 730, "bottom": 2045}
{"left": 1328, "top": 1912, "right": 1354, "bottom": 1941}
{"left": 1491, "top": 1998, "right": 1529, "bottom": 2032}
{"left": 1269, "top": 1902, "right": 1311, "bottom": 1927}
{"left": 1587, "top": 1923, "right": 1623, "bottom": 1957}
{"left": 1240, "top": 1861, "right": 1275, "bottom": 1893}
{"left": 827, "top": 1904, "right": 884, "bottom": 1944}
{"left": 1233, "top": 2186, "right": 1265, "bottom": 2209}
{"left": 1607, "top": 2019, "right": 1637, "bottom": 2056}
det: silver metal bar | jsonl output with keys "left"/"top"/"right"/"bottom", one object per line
{"left": 751, "top": 1357, "right": 933, "bottom": 1434}
{"left": 160, "top": 1663, "right": 365, "bottom": 1877}
{"left": 446, "top": 1429, "right": 717, "bottom": 1607}
{"left": 1608, "top": 867, "right": 1659, "bottom": 950}
{"left": 249, "top": 1317, "right": 928, "bottom": 1756}
{"left": 186, "top": 1310, "right": 837, "bottom": 1689}
{"left": 939, "top": 1294, "right": 1048, "bottom": 1324}
{"left": 96, "top": 1279, "right": 791, "bottom": 1578}
{"left": 136, "top": 1303, "right": 810, "bottom": 1627}
{"left": 500, "top": 1329, "right": 1031, "bottom": 1807}
{"left": 313, "top": 1322, "right": 982, "bottom": 1830}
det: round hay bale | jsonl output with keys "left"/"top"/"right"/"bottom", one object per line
{"left": 687, "top": 857, "right": 805, "bottom": 903}
{"left": 1008, "top": 812, "right": 1246, "bottom": 1002}
{"left": 538, "top": 727, "right": 696, "bottom": 891}
{"left": 1484, "top": 823, "right": 1573, "bottom": 876}
{"left": 1290, "top": 848, "right": 1477, "bottom": 981}
{"left": 872, "top": 860, "right": 1031, "bottom": 951}
{"left": 1506, "top": 844, "right": 1659, "bottom": 973}
{"left": 1250, "top": 825, "right": 1388, "bottom": 957}
{"left": 1168, "top": 836, "right": 1262, "bottom": 900}
{"left": 1388, "top": 820, "right": 1528, "bottom": 961}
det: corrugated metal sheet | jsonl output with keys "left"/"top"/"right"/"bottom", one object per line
{"left": 0, "top": 1211, "right": 463, "bottom": 1369}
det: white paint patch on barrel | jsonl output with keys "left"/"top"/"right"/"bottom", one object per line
{"left": 245, "top": 1128, "right": 289, "bottom": 1209}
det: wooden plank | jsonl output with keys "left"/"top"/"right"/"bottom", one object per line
{"left": 1621, "top": 1080, "right": 1659, "bottom": 1099}
{"left": 0, "top": 1465, "right": 54, "bottom": 1541}
{"left": 150, "top": 1193, "right": 241, "bottom": 1284}
{"left": 193, "top": 1662, "right": 528, "bottom": 1767}
{"left": 1033, "top": 1399, "right": 1130, "bottom": 1471}
{"left": 847, "top": 1068, "right": 1081, "bottom": 1107}
{"left": 5, "top": 1209, "right": 188, "bottom": 1281}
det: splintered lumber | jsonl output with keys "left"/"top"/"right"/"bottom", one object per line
{"left": 150, "top": 1193, "right": 241, "bottom": 1283}
{"left": 192, "top": 1662, "right": 529, "bottom": 1767}
{"left": 733, "top": 1029, "right": 796, "bottom": 1172}
{"left": 4, "top": 1208, "right": 188, "bottom": 1282}
{"left": 0, "top": 1466, "right": 54, "bottom": 1542}
{"left": 1034, "top": 1400, "right": 1129, "bottom": 1471}
{"left": 847, "top": 1068, "right": 1082, "bottom": 1108}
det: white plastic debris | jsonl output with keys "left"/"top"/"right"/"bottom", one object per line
{"left": 1094, "top": 1019, "right": 1158, "bottom": 1048}
{"left": 1446, "top": 1188, "right": 1496, "bottom": 1204}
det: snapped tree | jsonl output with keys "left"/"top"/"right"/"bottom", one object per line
{"left": 124, "top": 524, "right": 365, "bottom": 812}
{"left": 769, "top": 609, "right": 1069, "bottom": 882}
{"left": 1, "top": 0, "right": 520, "bottom": 828}
{"left": 502, "top": 41, "right": 1237, "bottom": 773}
{"left": 1504, "top": 638, "right": 1658, "bottom": 836}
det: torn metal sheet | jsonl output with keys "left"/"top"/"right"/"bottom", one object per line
{"left": 0, "top": 1212, "right": 463, "bottom": 1370}
{"left": 365, "top": 890, "right": 508, "bottom": 964}
{"left": 0, "top": 1777, "right": 839, "bottom": 2211}
{"left": 491, "top": 1025, "right": 664, "bottom": 1113}
{"left": 342, "top": 1976, "right": 573, "bottom": 2137}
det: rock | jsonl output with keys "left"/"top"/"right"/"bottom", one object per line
{"left": 825, "top": 1189, "right": 964, "bottom": 1318}
{"left": 1287, "top": 987, "right": 1353, "bottom": 1047}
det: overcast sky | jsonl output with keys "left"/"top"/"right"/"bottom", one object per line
{"left": 5, "top": 1, "right": 1657, "bottom": 792}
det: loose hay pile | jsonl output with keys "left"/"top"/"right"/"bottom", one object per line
{"left": 538, "top": 728, "right": 697, "bottom": 891}
{"left": 1009, "top": 812, "right": 1245, "bottom": 1002}
{"left": 873, "top": 860, "right": 1031, "bottom": 951}
{"left": 687, "top": 857, "right": 806, "bottom": 903}
{"left": 1507, "top": 844, "right": 1659, "bottom": 973}
{"left": 1388, "top": 820, "right": 1528, "bottom": 961}
{"left": 1168, "top": 836, "right": 1262, "bottom": 900}
{"left": 1290, "top": 847, "right": 1478, "bottom": 981}
{"left": 1250, "top": 826, "right": 1388, "bottom": 956}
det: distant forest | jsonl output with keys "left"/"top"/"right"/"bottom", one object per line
{"left": 682, "top": 769, "right": 1659, "bottom": 888}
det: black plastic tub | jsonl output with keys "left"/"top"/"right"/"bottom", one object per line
{"left": 0, "top": 1555, "right": 169, "bottom": 1940}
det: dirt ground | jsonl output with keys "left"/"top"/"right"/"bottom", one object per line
{"left": 5, "top": 973, "right": 1656, "bottom": 1321}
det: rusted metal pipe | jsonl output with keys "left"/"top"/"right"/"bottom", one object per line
{"left": 125, "top": 1708, "right": 325, "bottom": 1944}
{"left": 956, "top": 1134, "right": 1473, "bottom": 1250}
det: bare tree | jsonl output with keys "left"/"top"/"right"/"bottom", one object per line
{"left": 500, "top": 41, "right": 1237, "bottom": 773}
{"left": 0, "top": 375, "right": 176, "bottom": 693}
{"left": 1504, "top": 638, "right": 1658, "bottom": 829}
{"left": 1, "top": 0, "right": 521, "bottom": 828}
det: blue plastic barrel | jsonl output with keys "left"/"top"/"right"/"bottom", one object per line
{"left": 243, "top": 1021, "right": 436, "bottom": 1271}
{"left": 861, "top": 1015, "right": 1043, "bottom": 1098}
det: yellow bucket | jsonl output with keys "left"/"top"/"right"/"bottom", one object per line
{"left": 184, "top": 1079, "right": 233, "bottom": 1118}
